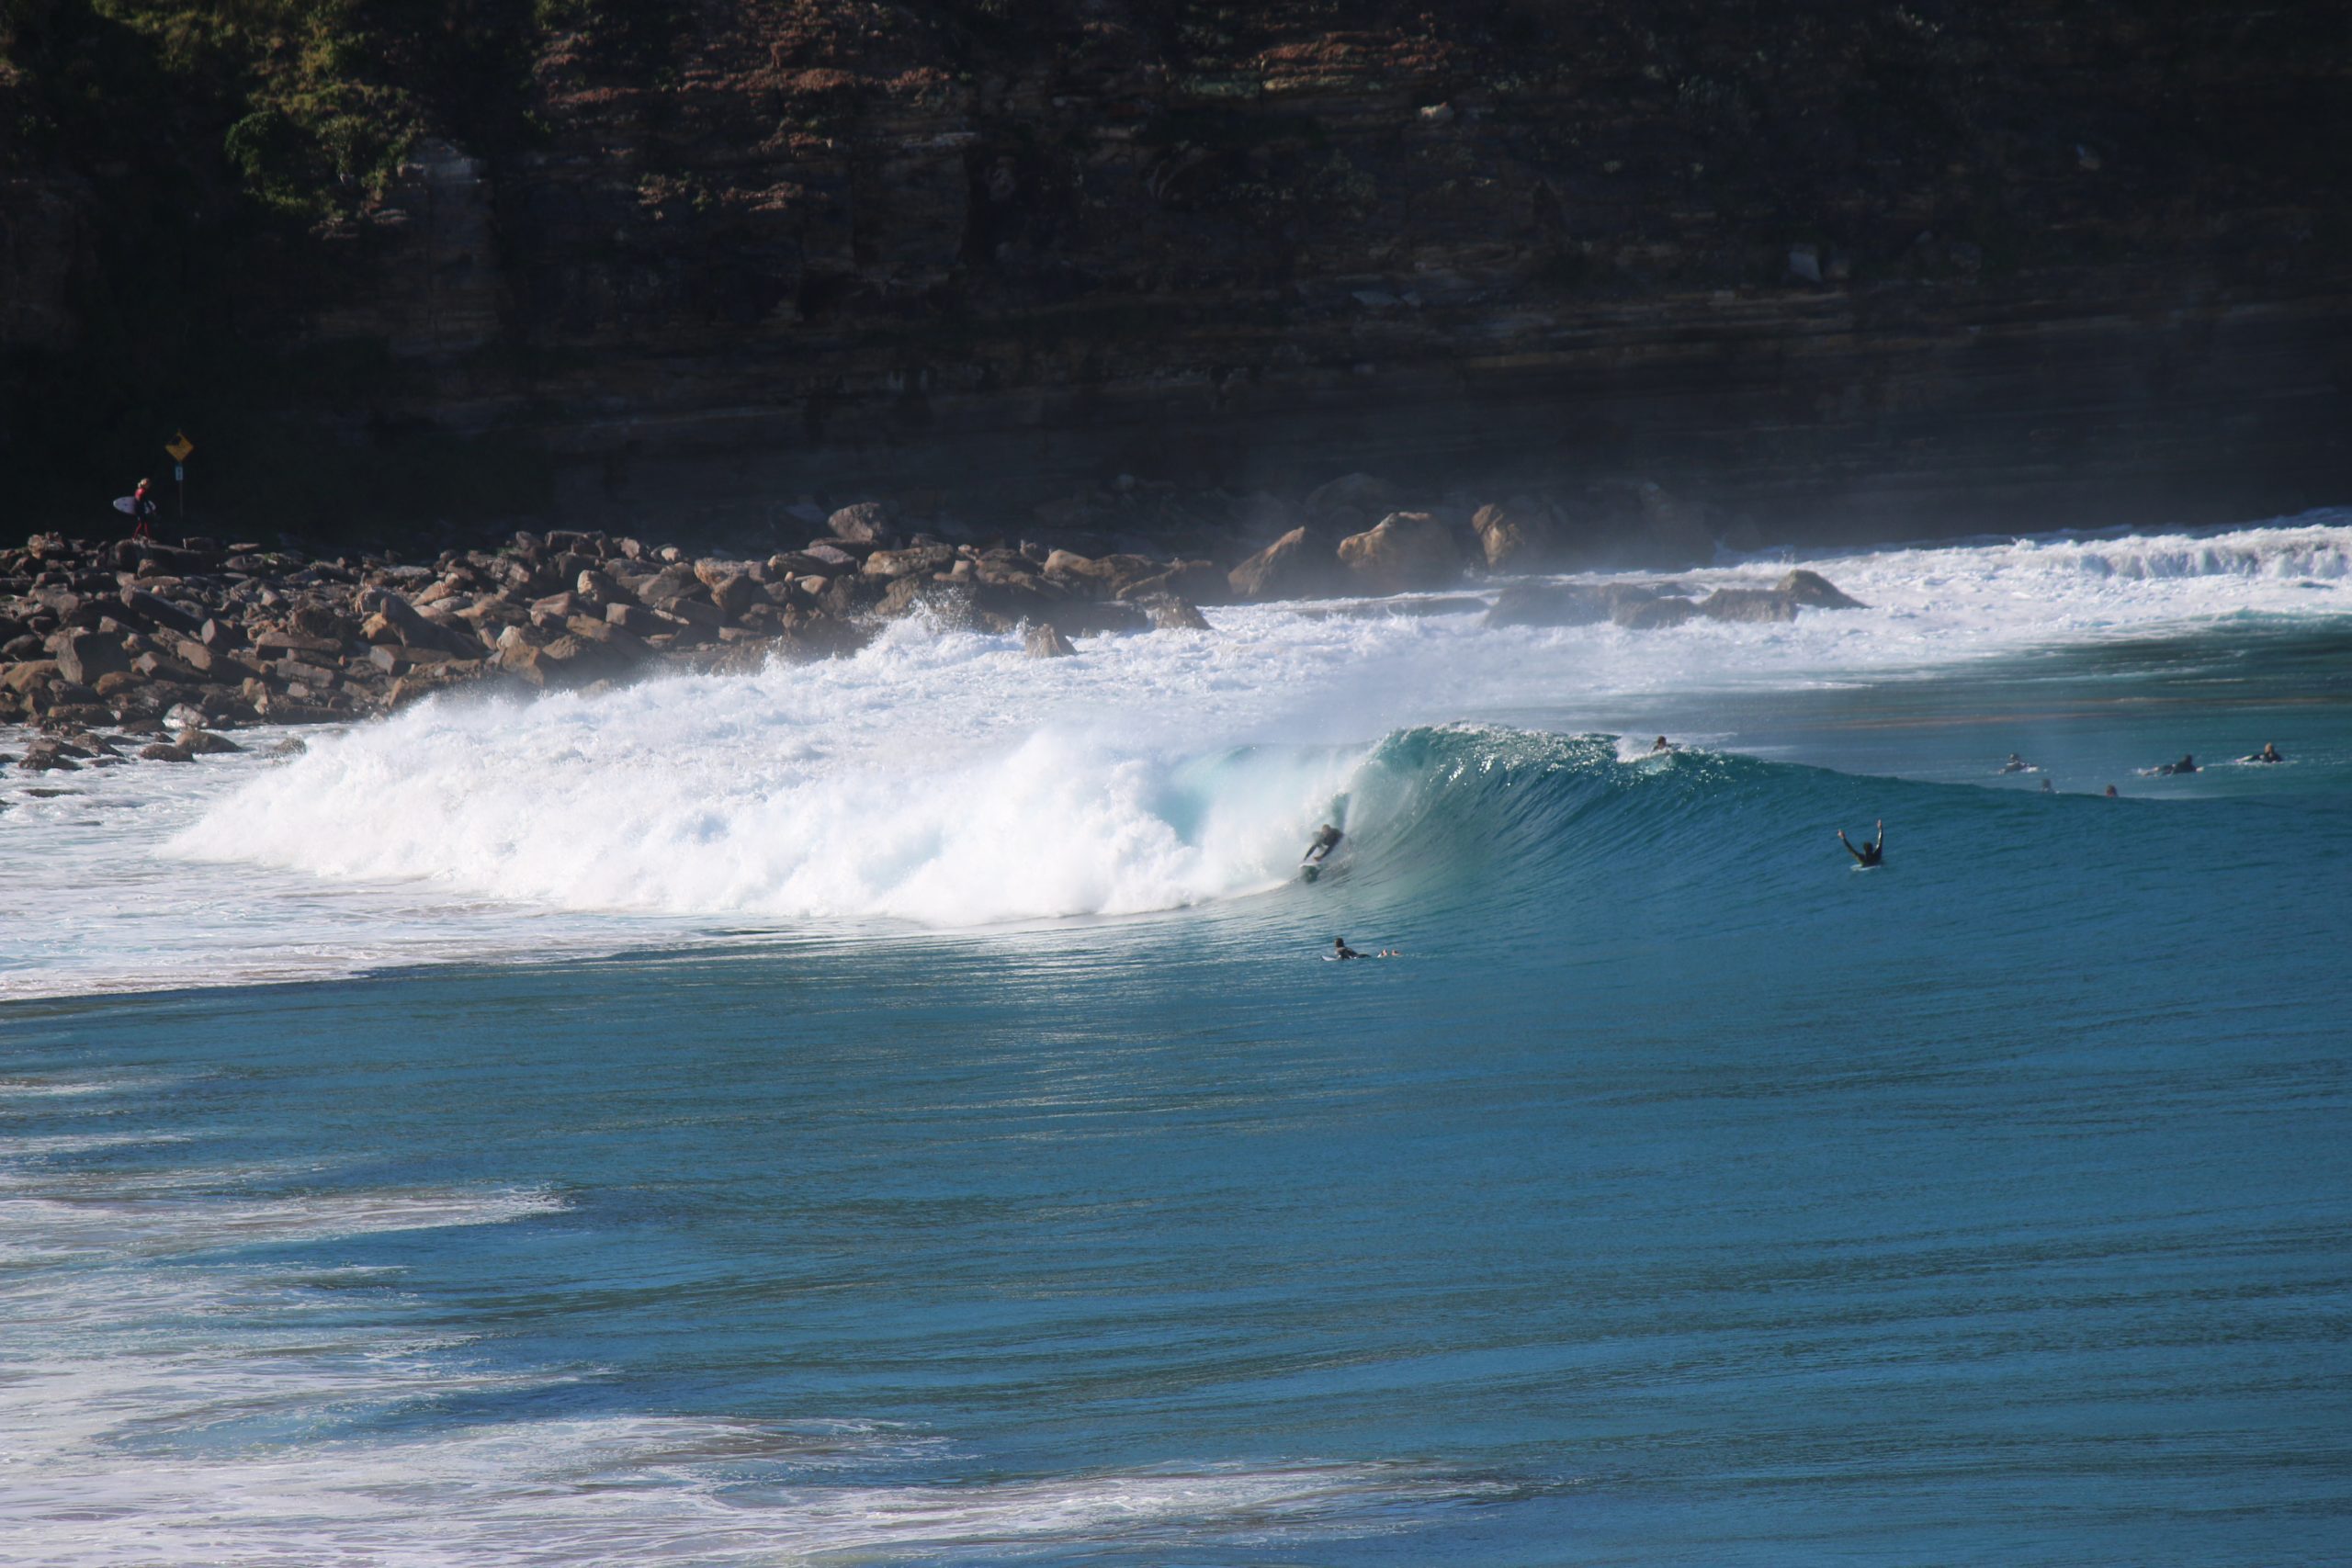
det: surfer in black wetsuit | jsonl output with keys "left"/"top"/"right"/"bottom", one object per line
{"left": 2001, "top": 752, "right": 2029, "bottom": 773}
{"left": 1332, "top": 937, "right": 1363, "bottom": 960}
{"left": 2246, "top": 742, "right": 2284, "bottom": 764}
{"left": 2157, "top": 753, "right": 2197, "bottom": 775}
{"left": 1838, "top": 819, "right": 1884, "bottom": 867}
{"left": 1652, "top": 736, "right": 1672, "bottom": 753}
{"left": 1304, "top": 823, "right": 1343, "bottom": 864}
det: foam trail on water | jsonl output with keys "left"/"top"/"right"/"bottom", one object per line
{"left": 0, "top": 1125, "right": 1489, "bottom": 1566}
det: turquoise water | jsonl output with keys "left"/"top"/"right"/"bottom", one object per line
{"left": 5, "top": 611, "right": 2350, "bottom": 1561}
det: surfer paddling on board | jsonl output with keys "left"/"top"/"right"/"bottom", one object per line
{"left": 1303, "top": 823, "right": 1343, "bottom": 865}
{"left": 2154, "top": 753, "right": 2198, "bottom": 775}
{"left": 1331, "top": 937, "right": 1364, "bottom": 960}
{"left": 2244, "top": 741, "right": 2284, "bottom": 764}
{"left": 1838, "top": 819, "right": 1884, "bottom": 867}
{"left": 1652, "top": 736, "right": 1673, "bottom": 753}
{"left": 2001, "top": 752, "right": 2030, "bottom": 773}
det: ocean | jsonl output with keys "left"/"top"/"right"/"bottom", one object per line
{"left": 4, "top": 517, "right": 2348, "bottom": 1564}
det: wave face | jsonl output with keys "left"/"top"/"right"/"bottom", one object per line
{"left": 0, "top": 511, "right": 2336, "bottom": 997}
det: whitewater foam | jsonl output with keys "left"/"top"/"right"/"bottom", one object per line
{"left": 0, "top": 1130, "right": 1488, "bottom": 1566}
{"left": 3, "top": 513, "right": 2347, "bottom": 998}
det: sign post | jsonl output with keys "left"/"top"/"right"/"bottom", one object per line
{"left": 164, "top": 431, "right": 195, "bottom": 521}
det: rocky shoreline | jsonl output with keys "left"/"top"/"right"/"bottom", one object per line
{"left": 2, "top": 478, "right": 1864, "bottom": 775}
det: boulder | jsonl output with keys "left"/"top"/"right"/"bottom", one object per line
{"left": 707, "top": 573, "right": 760, "bottom": 620}
{"left": 120, "top": 587, "right": 203, "bottom": 635}
{"left": 876, "top": 576, "right": 984, "bottom": 629}
{"left": 605, "top": 604, "right": 668, "bottom": 637}
{"left": 1482, "top": 583, "right": 1613, "bottom": 628}
{"left": 139, "top": 741, "right": 196, "bottom": 762}
{"left": 1335, "top": 512, "right": 1464, "bottom": 594}
{"left": 356, "top": 588, "right": 480, "bottom": 659}
{"left": 1471, "top": 499, "right": 1556, "bottom": 571}
{"left": 1696, "top": 588, "right": 1799, "bottom": 623}
{"left": 1, "top": 660, "right": 58, "bottom": 695}
{"left": 863, "top": 545, "right": 958, "bottom": 580}
{"left": 1023, "top": 624, "right": 1076, "bottom": 659}
{"left": 826, "top": 502, "right": 898, "bottom": 546}
{"left": 1227, "top": 527, "right": 1342, "bottom": 602}
{"left": 181, "top": 729, "right": 244, "bottom": 755}
{"left": 1776, "top": 570, "right": 1867, "bottom": 609}
{"left": 54, "top": 631, "right": 130, "bottom": 687}
{"left": 1136, "top": 594, "right": 1213, "bottom": 632}
{"left": 636, "top": 563, "right": 706, "bottom": 607}
{"left": 1612, "top": 596, "right": 1696, "bottom": 630}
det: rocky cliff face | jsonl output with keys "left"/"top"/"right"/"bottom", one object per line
{"left": 5, "top": 0, "right": 2348, "bottom": 545}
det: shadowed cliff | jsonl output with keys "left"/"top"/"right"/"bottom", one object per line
{"left": 3, "top": 0, "right": 2348, "bottom": 546}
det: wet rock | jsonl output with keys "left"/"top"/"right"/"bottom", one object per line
{"left": 1471, "top": 499, "right": 1557, "bottom": 571}
{"left": 1335, "top": 513, "right": 1464, "bottom": 594}
{"left": 876, "top": 576, "right": 984, "bottom": 628}
{"left": 354, "top": 589, "right": 479, "bottom": 659}
{"left": 1776, "top": 570, "right": 1866, "bottom": 609}
{"left": 139, "top": 741, "right": 196, "bottom": 762}
{"left": 181, "top": 729, "right": 244, "bottom": 755}
{"left": 1023, "top": 623, "right": 1076, "bottom": 659}
{"left": 1696, "top": 588, "right": 1799, "bottom": 623}
{"left": 1482, "top": 583, "right": 1614, "bottom": 628}
{"left": 1136, "top": 594, "right": 1213, "bottom": 631}
{"left": 1613, "top": 596, "right": 1696, "bottom": 630}
{"left": 1228, "top": 527, "right": 1341, "bottom": 602}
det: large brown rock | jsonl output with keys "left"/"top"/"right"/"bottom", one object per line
{"left": 1471, "top": 499, "right": 1557, "bottom": 571}
{"left": 1227, "top": 528, "right": 1342, "bottom": 602}
{"left": 1697, "top": 588, "right": 1800, "bottom": 623}
{"left": 1776, "top": 570, "right": 1867, "bottom": 609}
{"left": 1335, "top": 513, "right": 1464, "bottom": 594}
{"left": 826, "top": 502, "right": 898, "bottom": 547}
{"left": 357, "top": 588, "right": 481, "bottom": 659}
{"left": 54, "top": 631, "right": 130, "bottom": 687}
{"left": 1023, "top": 624, "right": 1075, "bottom": 659}
{"left": 1613, "top": 596, "right": 1697, "bottom": 630}
{"left": 1482, "top": 583, "right": 1612, "bottom": 628}
{"left": 863, "top": 545, "right": 959, "bottom": 580}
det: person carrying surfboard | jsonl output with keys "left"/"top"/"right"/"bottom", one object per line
{"left": 1838, "top": 819, "right": 1884, "bottom": 867}
{"left": 126, "top": 479, "right": 158, "bottom": 540}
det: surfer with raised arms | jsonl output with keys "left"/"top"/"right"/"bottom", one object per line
{"left": 1303, "top": 822, "right": 1343, "bottom": 865}
{"left": 1838, "top": 819, "right": 1884, "bottom": 867}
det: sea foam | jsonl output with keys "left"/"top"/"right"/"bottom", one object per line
{"left": 1, "top": 513, "right": 2346, "bottom": 998}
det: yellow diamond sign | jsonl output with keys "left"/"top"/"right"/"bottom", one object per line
{"left": 164, "top": 432, "right": 195, "bottom": 462}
